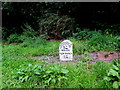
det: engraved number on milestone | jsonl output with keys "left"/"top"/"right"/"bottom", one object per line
{"left": 61, "top": 45, "right": 69, "bottom": 50}
{"left": 66, "top": 55, "right": 68, "bottom": 58}
{"left": 64, "top": 55, "right": 68, "bottom": 59}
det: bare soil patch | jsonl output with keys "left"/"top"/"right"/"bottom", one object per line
{"left": 34, "top": 51, "right": 120, "bottom": 64}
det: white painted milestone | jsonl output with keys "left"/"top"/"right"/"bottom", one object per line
{"left": 59, "top": 40, "right": 73, "bottom": 61}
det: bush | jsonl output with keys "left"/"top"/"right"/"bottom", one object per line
{"left": 96, "top": 22, "right": 120, "bottom": 35}
{"left": 21, "top": 23, "right": 39, "bottom": 38}
{"left": 7, "top": 34, "right": 23, "bottom": 43}
{"left": 20, "top": 37, "right": 47, "bottom": 47}
{"left": 38, "top": 12, "right": 75, "bottom": 40}
{"left": 7, "top": 34, "right": 35, "bottom": 44}
{"left": 73, "top": 28, "right": 102, "bottom": 40}
{"left": 88, "top": 35, "right": 119, "bottom": 51}
{"left": 7, "top": 23, "right": 40, "bottom": 43}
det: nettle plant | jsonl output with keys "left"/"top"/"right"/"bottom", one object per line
{"left": 15, "top": 64, "right": 69, "bottom": 87}
{"left": 104, "top": 61, "right": 120, "bottom": 88}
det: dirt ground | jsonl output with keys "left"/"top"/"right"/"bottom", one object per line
{"left": 34, "top": 51, "right": 120, "bottom": 64}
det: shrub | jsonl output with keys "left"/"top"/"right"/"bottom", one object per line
{"left": 73, "top": 28, "right": 102, "bottom": 40}
{"left": 7, "top": 34, "right": 23, "bottom": 43}
{"left": 7, "top": 23, "right": 40, "bottom": 43}
{"left": 38, "top": 12, "right": 75, "bottom": 40}
{"left": 21, "top": 23, "right": 39, "bottom": 38}
{"left": 20, "top": 37, "right": 47, "bottom": 47}
{"left": 88, "top": 35, "right": 119, "bottom": 51}
{"left": 96, "top": 22, "right": 120, "bottom": 35}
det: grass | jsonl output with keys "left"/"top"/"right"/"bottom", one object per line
{"left": 2, "top": 35, "right": 120, "bottom": 88}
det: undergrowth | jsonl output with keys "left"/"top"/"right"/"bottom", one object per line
{"left": 2, "top": 31, "right": 120, "bottom": 88}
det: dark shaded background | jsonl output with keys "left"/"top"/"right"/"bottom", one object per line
{"left": 2, "top": 2, "right": 120, "bottom": 39}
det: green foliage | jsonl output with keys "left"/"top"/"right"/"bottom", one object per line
{"left": 2, "top": 2, "right": 120, "bottom": 41}
{"left": 39, "top": 12, "right": 75, "bottom": 39}
{"left": 2, "top": 27, "right": 8, "bottom": 41}
{"left": 88, "top": 35, "right": 119, "bottom": 51}
{"left": 7, "top": 23, "right": 39, "bottom": 43}
{"left": 104, "top": 61, "right": 120, "bottom": 88}
{"left": 42, "top": 65, "right": 69, "bottom": 87}
{"left": 15, "top": 64, "right": 41, "bottom": 83}
{"left": 96, "top": 22, "right": 120, "bottom": 35}
{"left": 73, "top": 28, "right": 102, "bottom": 40}
{"left": 5, "top": 34, "right": 119, "bottom": 56}
{"left": 15, "top": 64, "right": 69, "bottom": 88}
{"left": 20, "top": 37, "right": 47, "bottom": 47}
{"left": 67, "top": 35, "right": 119, "bottom": 54}
{"left": 2, "top": 2, "right": 48, "bottom": 40}
{"left": 91, "top": 61, "right": 111, "bottom": 79}
{"left": 7, "top": 34, "right": 23, "bottom": 43}
{"left": 21, "top": 23, "right": 39, "bottom": 38}
{"left": 2, "top": 35, "right": 120, "bottom": 88}
{"left": 2, "top": 3, "right": 120, "bottom": 88}
{"left": 67, "top": 38, "right": 90, "bottom": 55}
{"left": 64, "top": 61, "right": 112, "bottom": 88}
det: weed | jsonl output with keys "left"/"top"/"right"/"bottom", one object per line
{"left": 64, "top": 62, "right": 112, "bottom": 88}
{"left": 7, "top": 34, "right": 23, "bottom": 43}
{"left": 104, "top": 60, "right": 120, "bottom": 88}
{"left": 73, "top": 28, "right": 102, "bottom": 40}
{"left": 88, "top": 35, "right": 119, "bottom": 51}
{"left": 14, "top": 64, "right": 69, "bottom": 88}
{"left": 104, "top": 54, "right": 109, "bottom": 57}
{"left": 20, "top": 37, "right": 47, "bottom": 47}
{"left": 2, "top": 35, "right": 119, "bottom": 88}
{"left": 21, "top": 23, "right": 39, "bottom": 38}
